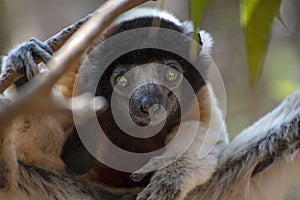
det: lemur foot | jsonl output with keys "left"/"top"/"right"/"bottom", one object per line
{"left": 135, "top": 166, "right": 184, "bottom": 200}
{"left": 134, "top": 155, "right": 187, "bottom": 200}
{"left": 132, "top": 155, "right": 177, "bottom": 182}
{"left": 1, "top": 38, "right": 52, "bottom": 87}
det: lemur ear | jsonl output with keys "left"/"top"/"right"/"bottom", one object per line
{"left": 198, "top": 30, "right": 214, "bottom": 54}
{"left": 181, "top": 21, "right": 213, "bottom": 54}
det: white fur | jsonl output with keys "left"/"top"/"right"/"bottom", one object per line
{"left": 186, "top": 88, "right": 300, "bottom": 200}
{"left": 114, "top": 8, "right": 214, "bottom": 55}
{"left": 114, "top": 7, "right": 182, "bottom": 26}
{"left": 199, "top": 30, "right": 214, "bottom": 54}
{"left": 219, "top": 88, "right": 300, "bottom": 200}
{"left": 220, "top": 88, "right": 300, "bottom": 163}
{"left": 135, "top": 84, "right": 228, "bottom": 199}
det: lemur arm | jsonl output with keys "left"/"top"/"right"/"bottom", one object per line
{"left": 0, "top": 101, "right": 18, "bottom": 199}
{"left": 0, "top": 38, "right": 53, "bottom": 198}
{"left": 132, "top": 85, "right": 229, "bottom": 200}
{"left": 0, "top": 39, "right": 122, "bottom": 200}
{"left": 187, "top": 88, "right": 300, "bottom": 200}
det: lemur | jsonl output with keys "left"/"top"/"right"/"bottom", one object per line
{"left": 2, "top": 6, "right": 300, "bottom": 200}
{"left": 0, "top": 7, "right": 228, "bottom": 199}
{"left": 61, "top": 7, "right": 229, "bottom": 200}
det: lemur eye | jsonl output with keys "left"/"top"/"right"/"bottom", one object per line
{"left": 165, "top": 69, "right": 178, "bottom": 82}
{"left": 117, "top": 75, "right": 128, "bottom": 87}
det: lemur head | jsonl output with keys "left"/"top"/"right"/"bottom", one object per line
{"left": 80, "top": 8, "right": 213, "bottom": 137}
{"left": 64, "top": 7, "right": 214, "bottom": 187}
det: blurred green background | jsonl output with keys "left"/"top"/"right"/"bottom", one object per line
{"left": 0, "top": 0, "right": 299, "bottom": 198}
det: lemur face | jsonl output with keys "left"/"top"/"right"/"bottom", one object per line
{"left": 109, "top": 60, "right": 183, "bottom": 126}
{"left": 94, "top": 47, "right": 205, "bottom": 139}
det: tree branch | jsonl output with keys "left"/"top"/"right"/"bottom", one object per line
{"left": 0, "top": 0, "right": 152, "bottom": 130}
{"left": 0, "top": 13, "right": 92, "bottom": 94}
{"left": 0, "top": 0, "right": 152, "bottom": 199}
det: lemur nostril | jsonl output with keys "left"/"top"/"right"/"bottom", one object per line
{"left": 141, "top": 96, "right": 159, "bottom": 113}
{"left": 140, "top": 105, "right": 148, "bottom": 114}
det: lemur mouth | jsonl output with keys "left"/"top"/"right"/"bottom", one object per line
{"left": 127, "top": 83, "right": 171, "bottom": 126}
{"left": 131, "top": 109, "right": 167, "bottom": 126}
{"left": 130, "top": 103, "right": 168, "bottom": 127}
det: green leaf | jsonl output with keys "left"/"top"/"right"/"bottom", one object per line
{"left": 190, "top": 0, "right": 211, "bottom": 31}
{"left": 240, "top": 0, "right": 260, "bottom": 27}
{"left": 189, "top": 0, "right": 211, "bottom": 62}
{"left": 240, "top": 0, "right": 283, "bottom": 85}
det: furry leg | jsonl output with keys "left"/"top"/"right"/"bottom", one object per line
{"left": 187, "top": 88, "right": 300, "bottom": 200}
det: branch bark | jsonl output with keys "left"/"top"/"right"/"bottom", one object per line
{"left": 0, "top": 13, "right": 92, "bottom": 94}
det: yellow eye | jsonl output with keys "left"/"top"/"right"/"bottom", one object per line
{"left": 165, "top": 69, "right": 178, "bottom": 82}
{"left": 117, "top": 75, "right": 128, "bottom": 87}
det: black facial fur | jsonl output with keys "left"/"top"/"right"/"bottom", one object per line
{"left": 94, "top": 48, "right": 205, "bottom": 153}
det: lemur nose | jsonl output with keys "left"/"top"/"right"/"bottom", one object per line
{"left": 141, "top": 96, "right": 159, "bottom": 113}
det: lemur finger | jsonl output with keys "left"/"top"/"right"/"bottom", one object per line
{"left": 132, "top": 159, "right": 161, "bottom": 182}
{"left": 28, "top": 39, "right": 52, "bottom": 63}
{"left": 29, "top": 37, "right": 52, "bottom": 55}
{"left": 20, "top": 48, "right": 39, "bottom": 80}
{"left": 133, "top": 155, "right": 175, "bottom": 176}
{"left": 132, "top": 156, "right": 171, "bottom": 182}
{"left": 131, "top": 172, "right": 148, "bottom": 182}
{"left": 136, "top": 184, "right": 168, "bottom": 200}
{"left": 137, "top": 175, "right": 182, "bottom": 200}
{"left": 26, "top": 39, "right": 52, "bottom": 80}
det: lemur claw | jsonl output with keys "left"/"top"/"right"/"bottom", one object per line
{"left": 131, "top": 172, "right": 148, "bottom": 182}
{"left": 136, "top": 171, "right": 182, "bottom": 200}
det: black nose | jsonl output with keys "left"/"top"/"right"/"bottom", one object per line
{"left": 141, "top": 96, "right": 159, "bottom": 113}
{"left": 129, "top": 83, "right": 168, "bottom": 122}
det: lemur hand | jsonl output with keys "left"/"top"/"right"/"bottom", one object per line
{"left": 1, "top": 38, "right": 52, "bottom": 87}
{"left": 134, "top": 156, "right": 187, "bottom": 200}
